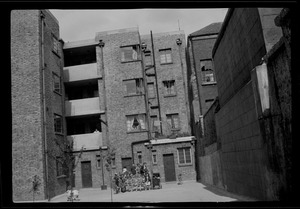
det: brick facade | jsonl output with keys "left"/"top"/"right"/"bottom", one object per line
{"left": 11, "top": 10, "right": 66, "bottom": 201}
{"left": 211, "top": 8, "right": 287, "bottom": 200}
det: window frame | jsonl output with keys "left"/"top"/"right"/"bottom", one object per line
{"left": 56, "top": 156, "right": 65, "bottom": 177}
{"left": 177, "top": 147, "right": 192, "bottom": 166}
{"left": 96, "top": 155, "right": 101, "bottom": 169}
{"left": 120, "top": 44, "right": 140, "bottom": 63}
{"left": 52, "top": 72, "right": 62, "bottom": 95}
{"left": 200, "top": 59, "right": 216, "bottom": 85}
{"left": 126, "top": 114, "right": 148, "bottom": 133}
{"left": 123, "top": 78, "right": 144, "bottom": 97}
{"left": 159, "top": 48, "right": 172, "bottom": 65}
{"left": 166, "top": 113, "right": 180, "bottom": 130}
{"left": 52, "top": 34, "right": 61, "bottom": 57}
{"left": 54, "top": 114, "right": 63, "bottom": 134}
{"left": 152, "top": 150, "right": 157, "bottom": 165}
{"left": 163, "top": 80, "right": 176, "bottom": 97}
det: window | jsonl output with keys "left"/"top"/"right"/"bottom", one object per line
{"left": 166, "top": 113, "right": 180, "bottom": 129}
{"left": 56, "top": 157, "right": 64, "bottom": 176}
{"left": 121, "top": 45, "right": 139, "bottom": 62}
{"left": 124, "top": 78, "right": 144, "bottom": 96}
{"left": 159, "top": 48, "right": 172, "bottom": 64}
{"left": 144, "top": 51, "right": 152, "bottom": 66}
{"left": 150, "top": 115, "right": 159, "bottom": 132}
{"left": 200, "top": 59, "right": 216, "bottom": 84}
{"left": 126, "top": 114, "right": 147, "bottom": 132}
{"left": 111, "top": 155, "right": 116, "bottom": 167}
{"left": 53, "top": 73, "right": 61, "bottom": 94}
{"left": 178, "top": 147, "right": 192, "bottom": 165}
{"left": 137, "top": 151, "right": 142, "bottom": 164}
{"left": 96, "top": 155, "right": 101, "bottom": 169}
{"left": 147, "top": 83, "right": 155, "bottom": 98}
{"left": 54, "top": 114, "right": 63, "bottom": 134}
{"left": 52, "top": 35, "right": 60, "bottom": 56}
{"left": 163, "top": 80, "right": 176, "bottom": 96}
{"left": 152, "top": 150, "right": 157, "bottom": 164}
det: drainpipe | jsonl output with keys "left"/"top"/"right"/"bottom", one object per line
{"left": 40, "top": 11, "right": 50, "bottom": 201}
{"left": 150, "top": 31, "right": 163, "bottom": 134}
{"left": 176, "top": 38, "right": 190, "bottom": 132}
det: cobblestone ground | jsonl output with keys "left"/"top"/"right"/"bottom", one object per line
{"left": 50, "top": 181, "right": 257, "bottom": 202}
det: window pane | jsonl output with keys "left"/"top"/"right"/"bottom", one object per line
{"left": 173, "top": 114, "right": 179, "bottom": 129}
{"left": 178, "top": 149, "right": 185, "bottom": 164}
{"left": 139, "top": 114, "right": 146, "bottom": 130}
{"left": 125, "top": 80, "right": 136, "bottom": 95}
{"left": 166, "top": 53, "right": 172, "bottom": 63}
{"left": 54, "top": 115, "right": 62, "bottom": 133}
{"left": 185, "top": 148, "right": 191, "bottom": 163}
{"left": 136, "top": 79, "right": 143, "bottom": 94}
{"left": 152, "top": 154, "right": 157, "bottom": 163}
{"left": 166, "top": 115, "right": 172, "bottom": 127}
{"left": 160, "top": 54, "right": 166, "bottom": 64}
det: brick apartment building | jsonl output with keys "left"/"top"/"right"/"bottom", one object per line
{"left": 11, "top": 10, "right": 196, "bottom": 201}
{"left": 186, "top": 22, "right": 222, "bottom": 181}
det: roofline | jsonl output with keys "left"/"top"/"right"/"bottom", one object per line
{"left": 188, "top": 32, "right": 219, "bottom": 40}
{"left": 212, "top": 8, "right": 235, "bottom": 58}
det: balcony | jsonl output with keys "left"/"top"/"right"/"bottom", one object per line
{"left": 65, "top": 97, "right": 104, "bottom": 117}
{"left": 63, "top": 63, "right": 100, "bottom": 83}
{"left": 67, "top": 132, "right": 102, "bottom": 151}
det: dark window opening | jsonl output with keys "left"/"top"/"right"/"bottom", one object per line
{"left": 200, "top": 59, "right": 215, "bottom": 84}
{"left": 66, "top": 115, "right": 101, "bottom": 135}
{"left": 163, "top": 80, "right": 176, "bottom": 96}
{"left": 65, "top": 82, "right": 98, "bottom": 100}
{"left": 64, "top": 45, "right": 97, "bottom": 67}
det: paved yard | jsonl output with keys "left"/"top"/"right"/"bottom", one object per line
{"left": 50, "top": 181, "right": 257, "bottom": 202}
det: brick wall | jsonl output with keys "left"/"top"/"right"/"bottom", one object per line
{"left": 95, "top": 28, "right": 149, "bottom": 173}
{"left": 213, "top": 8, "right": 267, "bottom": 108}
{"left": 11, "top": 10, "right": 46, "bottom": 201}
{"left": 141, "top": 31, "right": 190, "bottom": 136}
{"left": 215, "top": 81, "right": 266, "bottom": 200}
{"left": 11, "top": 10, "right": 66, "bottom": 201}
{"left": 190, "top": 37, "right": 218, "bottom": 116}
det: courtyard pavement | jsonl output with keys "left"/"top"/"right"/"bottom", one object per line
{"left": 50, "top": 180, "right": 257, "bottom": 203}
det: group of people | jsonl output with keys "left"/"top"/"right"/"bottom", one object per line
{"left": 113, "top": 162, "right": 151, "bottom": 193}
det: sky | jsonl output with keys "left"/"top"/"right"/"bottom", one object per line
{"left": 50, "top": 9, "right": 228, "bottom": 43}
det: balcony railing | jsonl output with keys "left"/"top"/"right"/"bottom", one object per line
{"left": 65, "top": 97, "right": 104, "bottom": 117}
{"left": 67, "top": 132, "right": 103, "bottom": 151}
{"left": 63, "top": 63, "right": 100, "bottom": 82}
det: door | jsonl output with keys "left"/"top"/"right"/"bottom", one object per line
{"left": 121, "top": 157, "right": 132, "bottom": 172}
{"left": 163, "top": 154, "right": 176, "bottom": 182}
{"left": 81, "top": 161, "right": 92, "bottom": 188}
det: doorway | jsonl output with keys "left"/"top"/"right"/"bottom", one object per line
{"left": 81, "top": 161, "right": 92, "bottom": 188}
{"left": 163, "top": 154, "right": 176, "bottom": 182}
